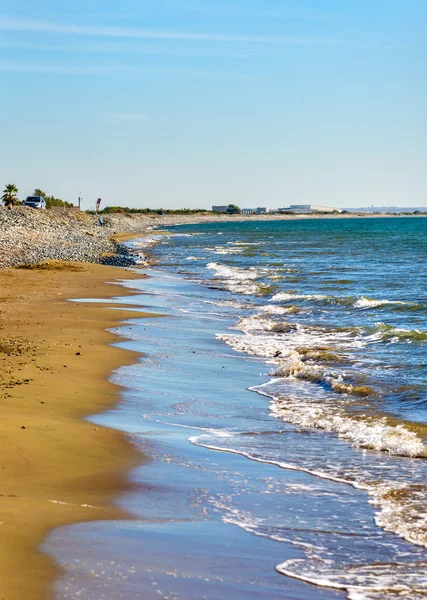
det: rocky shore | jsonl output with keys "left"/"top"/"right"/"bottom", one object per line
{"left": 1, "top": 207, "right": 424, "bottom": 269}
{"left": 0, "top": 207, "right": 284, "bottom": 268}
{"left": 0, "top": 207, "right": 244, "bottom": 268}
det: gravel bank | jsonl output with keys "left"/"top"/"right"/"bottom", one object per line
{"left": 0, "top": 208, "right": 162, "bottom": 268}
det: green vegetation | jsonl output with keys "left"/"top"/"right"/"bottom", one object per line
{"left": 225, "top": 204, "right": 241, "bottom": 214}
{"left": 1, "top": 184, "right": 74, "bottom": 209}
{"left": 2, "top": 183, "right": 19, "bottom": 207}
{"left": 33, "top": 189, "right": 74, "bottom": 209}
{"left": 87, "top": 206, "right": 210, "bottom": 215}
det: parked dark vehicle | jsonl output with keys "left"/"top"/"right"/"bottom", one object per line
{"left": 23, "top": 196, "right": 46, "bottom": 209}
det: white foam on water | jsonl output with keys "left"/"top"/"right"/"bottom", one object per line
{"left": 354, "top": 296, "right": 417, "bottom": 309}
{"left": 217, "top": 321, "right": 364, "bottom": 406}
{"left": 372, "top": 482, "right": 427, "bottom": 547}
{"left": 276, "top": 559, "right": 427, "bottom": 600}
{"left": 128, "top": 236, "right": 161, "bottom": 248}
{"left": 363, "top": 322, "right": 427, "bottom": 344}
{"left": 258, "top": 305, "right": 299, "bottom": 315}
{"left": 227, "top": 241, "right": 263, "bottom": 246}
{"left": 190, "top": 428, "right": 427, "bottom": 598}
{"left": 253, "top": 384, "right": 427, "bottom": 550}
{"left": 217, "top": 323, "right": 356, "bottom": 361}
{"left": 267, "top": 392, "right": 427, "bottom": 458}
{"left": 207, "top": 262, "right": 260, "bottom": 281}
{"left": 271, "top": 291, "right": 329, "bottom": 302}
{"left": 172, "top": 232, "right": 202, "bottom": 237}
{"left": 234, "top": 315, "right": 297, "bottom": 333}
{"left": 213, "top": 311, "right": 427, "bottom": 555}
{"left": 189, "top": 434, "right": 360, "bottom": 488}
{"left": 214, "top": 246, "right": 245, "bottom": 255}
{"left": 206, "top": 262, "right": 261, "bottom": 295}
{"left": 203, "top": 299, "right": 249, "bottom": 309}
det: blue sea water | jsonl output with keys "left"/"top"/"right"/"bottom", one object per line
{"left": 45, "top": 217, "right": 427, "bottom": 600}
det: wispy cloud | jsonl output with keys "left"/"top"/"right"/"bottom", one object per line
{"left": 0, "top": 39, "right": 261, "bottom": 59}
{"left": 0, "top": 60, "right": 112, "bottom": 75}
{"left": 0, "top": 16, "right": 339, "bottom": 45}
{"left": 0, "top": 60, "right": 253, "bottom": 79}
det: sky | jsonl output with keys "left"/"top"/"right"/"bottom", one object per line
{"left": 0, "top": 0, "right": 426, "bottom": 210}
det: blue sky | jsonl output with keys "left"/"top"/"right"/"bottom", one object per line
{"left": 0, "top": 0, "right": 426, "bottom": 209}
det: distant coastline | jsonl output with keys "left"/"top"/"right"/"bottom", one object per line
{"left": 1, "top": 206, "right": 426, "bottom": 270}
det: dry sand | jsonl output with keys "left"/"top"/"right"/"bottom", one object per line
{"left": 0, "top": 261, "right": 148, "bottom": 600}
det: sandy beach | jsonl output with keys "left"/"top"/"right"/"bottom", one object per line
{"left": 1, "top": 216, "right": 426, "bottom": 600}
{"left": 0, "top": 261, "right": 147, "bottom": 600}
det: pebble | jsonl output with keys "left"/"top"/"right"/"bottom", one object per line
{"left": 0, "top": 207, "right": 150, "bottom": 268}
{"left": 0, "top": 206, "right": 280, "bottom": 269}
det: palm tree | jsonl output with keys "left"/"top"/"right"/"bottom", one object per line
{"left": 2, "top": 184, "right": 18, "bottom": 207}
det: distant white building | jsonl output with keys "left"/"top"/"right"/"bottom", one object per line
{"left": 278, "top": 205, "right": 342, "bottom": 214}
{"left": 212, "top": 205, "right": 229, "bottom": 213}
{"left": 241, "top": 207, "right": 270, "bottom": 215}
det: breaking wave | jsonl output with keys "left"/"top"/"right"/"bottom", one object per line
{"left": 276, "top": 559, "right": 427, "bottom": 600}
{"left": 363, "top": 322, "right": 427, "bottom": 344}
{"left": 206, "top": 262, "right": 277, "bottom": 295}
{"left": 269, "top": 292, "right": 426, "bottom": 314}
{"left": 265, "top": 390, "right": 427, "bottom": 458}
{"left": 258, "top": 304, "right": 300, "bottom": 316}
{"left": 206, "top": 262, "right": 260, "bottom": 295}
{"left": 354, "top": 296, "right": 425, "bottom": 311}
{"left": 271, "top": 291, "right": 328, "bottom": 302}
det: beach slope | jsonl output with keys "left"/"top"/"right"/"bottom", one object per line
{"left": 0, "top": 261, "right": 145, "bottom": 600}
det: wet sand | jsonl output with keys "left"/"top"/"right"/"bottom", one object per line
{"left": 43, "top": 270, "right": 345, "bottom": 600}
{"left": 0, "top": 261, "right": 147, "bottom": 600}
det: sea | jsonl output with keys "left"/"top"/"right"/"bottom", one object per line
{"left": 44, "top": 217, "right": 427, "bottom": 600}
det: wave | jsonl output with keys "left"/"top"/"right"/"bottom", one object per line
{"left": 214, "top": 246, "right": 245, "bottom": 255}
{"left": 190, "top": 427, "right": 427, "bottom": 554}
{"left": 206, "top": 262, "right": 260, "bottom": 281}
{"left": 206, "top": 262, "right": 261, "bottom": 295}
{"left": 206, "top": 262, "right": 277, "bottom": 296}
{"left": 227, "top": 241, "right": 263, "bottom": 246}
{"left": 354, "top": 296, "right": 425, "bottom": 310}
{"left": 265, "top": 390, "right": 427, "bottom": 458}
{"left": 218, "top": 328, "right": 373, "bottom": 403}
{"left": 203, "top": 299, "right": 249, "bottom": 309}
{"left": 235, "top": 316, "right": 301, "bottom": 334}
{"left": 363, "top": 322, "right": 427, "bottom": 344}
{"left": 218, "top": 319, "right": 427, "bottom": 458}
{"left": 218, "top": 322, "right": 356, "bottom": 359}
{"left": 219, "top": 502, "right": 427, "bottom": 599}
{"left": 277, "top": 558, "right": 427, "bottom": 600}
{"left": 258, "top": 305, "right": 300, "bottom": 315}
{"left": 271, "top": 291, "right": 328, "bottom": 302}
{"left": 269, "top": 292, "right": 426, "bottom": 314}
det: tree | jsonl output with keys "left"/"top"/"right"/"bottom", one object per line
{"left": 2, "top": 184, "right": 19, "bottom": 207}
{"left": 33, "top": 188, "right": 73, "bottom": 209}
{"left": 226, "top": 204, "right": 241, "bottom": 214}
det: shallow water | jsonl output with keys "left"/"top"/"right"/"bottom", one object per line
{"left": 45, "top": 218, "right": 427, "bottom": 599}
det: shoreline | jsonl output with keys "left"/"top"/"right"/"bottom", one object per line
{"left": 1, "top": 207, "right": 426, "bottom": 270}
{"left": 0, "top": 261, "right": 148, "bottom": 600}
